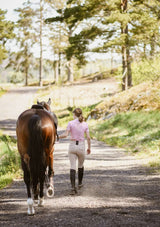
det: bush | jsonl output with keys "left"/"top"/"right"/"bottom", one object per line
{"left": 10, "top": 72, "right": 24, "bottom": 84}
{"left": 132, "top": 55, "right": 160, "bottom": 85}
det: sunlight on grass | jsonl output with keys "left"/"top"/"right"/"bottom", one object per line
{"left": 88, "top": 111, "right": 160, "bottom": 169}
{"left": 0, "top": 134, "right": 21, "bottom": 189}
{"left": 0, "top": 174, "right": 14, "bottom": 189}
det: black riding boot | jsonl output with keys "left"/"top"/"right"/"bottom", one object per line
{"left": 70, "top": 169, "right": 77, "bottom": 195}
{"left": 78, "top": 167, "right": 84, "bottom": 189}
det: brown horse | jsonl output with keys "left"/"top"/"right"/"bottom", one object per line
{"left": 16, "top": 98, "right": 57, "bottom": 215}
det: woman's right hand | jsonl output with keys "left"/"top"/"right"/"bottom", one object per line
{"left": 87, "top": 149, "right": 91, "bottom": 155}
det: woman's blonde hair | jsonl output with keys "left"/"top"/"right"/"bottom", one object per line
{"left": 73, "top": 108, "right": 84, "bottom": 123}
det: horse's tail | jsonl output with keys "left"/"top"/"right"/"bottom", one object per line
{"left": 28, "top": 114, "right": 45, "bottom": 183}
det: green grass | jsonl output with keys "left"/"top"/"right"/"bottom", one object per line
{"left": 88, "top": 110, "right": 160, "bottom": 168}
{"left": 0, "top": 134, "right": 21, "bottom": 189}
{"left": 0, "top": 88, "right": 7, "bottom": 97}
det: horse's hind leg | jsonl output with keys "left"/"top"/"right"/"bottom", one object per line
{"left": 49, "top": 147, "right": 54, "bottom": 181}
{"left": 47, "top": 149, "right": 54, "bottom": 197}
{"left": 38, "top": 167, "right": 45, "bottom": 207}
{"left": 45, "top": 147, "right": 54, "bottom": 197}
{"left": 21, "top": 159, "right": 35, "bottom": 215}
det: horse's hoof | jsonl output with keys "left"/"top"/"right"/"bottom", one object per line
{"left": 46, "top": 185, "right": 54, "bottom": 198}
{"left": 27, "top": 207, "right": 35, "bottom": 215}
{"left": 34, "top": 199, "right": 38, "bottom": 204}
{"left": 38, "top": 197, "right": 44, "bottom": 207}
{"left": 27, "top": 198, "right": 35, "bottom": 215}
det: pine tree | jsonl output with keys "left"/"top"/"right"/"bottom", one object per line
{"left": 59, "top": 0, "right": 160, "bottom": 90}
{"left": 13, "top": 1, "right": 37, "bottom": 86}
{"left": 0, "top": 9, "right": 15, "bottom": 64}
{"left": 45, "top": 0, "right": 95, "bottom": 82}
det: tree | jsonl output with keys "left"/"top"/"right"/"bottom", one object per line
{"left": 45, "top": 0, "right": 94, "bottom": 82}
{"left": 13, "top": 1, "right": 37, "bottom": 86}
{"left": 39, "top": 0, "right": 43, "bottom": 86}
{"left": 0, "top": 9, "right": 15, "bottom": 64}
{"left": 57, "top": 0, "right": 160, "bottom": 90}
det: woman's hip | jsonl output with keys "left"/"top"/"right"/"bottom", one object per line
{"left": 68, "top": 141, "right": 85, "bottom": 153}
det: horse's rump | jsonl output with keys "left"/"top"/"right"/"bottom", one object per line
{"left": 17, "top": 109, "right": 56, "bottom": 169}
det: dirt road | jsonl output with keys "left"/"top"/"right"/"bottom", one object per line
{"left": 0, "top": 86, "right": 39, "bottom": 136}
{"left": 0, "top": 85, "right": 160, "bottom": 226}
{"left": 1, "top": 138, "right": 160, "bottom": 226}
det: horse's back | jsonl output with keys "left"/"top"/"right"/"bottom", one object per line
{"left": 17, "top": 108, "right": 55, "bottom": 131}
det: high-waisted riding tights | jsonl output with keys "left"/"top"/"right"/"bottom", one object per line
{"left": 68, "top": 141, "right": 85, "bottom": 170}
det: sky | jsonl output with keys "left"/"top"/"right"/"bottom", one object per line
{"left": 0, "top": 0, "right": 24, "bottom": 21}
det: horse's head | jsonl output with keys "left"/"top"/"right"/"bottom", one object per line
{"left": 37, "top": 98, "right": 51, "bottom": 111}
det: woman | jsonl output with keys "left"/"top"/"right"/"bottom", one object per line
{"left": 59, "top": 108, "right": 91, "bottom": 195}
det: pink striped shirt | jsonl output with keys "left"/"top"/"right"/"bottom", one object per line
{"left": 66, "top": 118, "right": 89, "bottom": 141}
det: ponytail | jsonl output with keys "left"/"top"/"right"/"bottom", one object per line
{"left": 78, "top": 114, "right": 84, "bottom": 123}
{"left": 73, "top": 108, "right": 84, "bottom": 123}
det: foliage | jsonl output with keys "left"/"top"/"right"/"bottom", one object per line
{"left": 6, "top": 1, "right": 37, "bottom": 86}
{"left": 0, "top": 134, "right": 21, "bottom": 189}
{"left": 45, "top": 0, "right": 160, "bottom": 88}
{"left": 114, "top": 54, "right": 160, "bottom": 86}
{"left": 132, "top": 56, "right": 160, "bottom": 85}
{"left": 9, "top": 72, "right": 24, "bottom": 84}
{"left": 0, "top": 9, "right": 15, "bottom": 63}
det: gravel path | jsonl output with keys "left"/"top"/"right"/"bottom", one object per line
{"left": 0, "top": 86, "right": 39, "bottom": 136}
{"left": 1, "top": 138, "right": 160, "bottom": 227}
{"left": 0, "top": 85, "right": 160, "bottom": 226}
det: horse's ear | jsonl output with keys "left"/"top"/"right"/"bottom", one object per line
{"left": 47, "top": 98, "right": 51, "bottom": 106}
{"left": 37, "top": 99, "right": 40, "bottom": 104}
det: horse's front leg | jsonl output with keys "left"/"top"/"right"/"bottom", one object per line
{"left": 22, "top": 159, "right": 35, "bottom": 215}
{"left": 33, "top": 179, "right": 39, "bottom": 203}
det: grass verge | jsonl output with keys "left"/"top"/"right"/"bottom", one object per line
{"left": 0, "top": 134, "right": 21, "bottom": 189}
{"left": 88, "top": 110, "right": 160, "bottom": 169}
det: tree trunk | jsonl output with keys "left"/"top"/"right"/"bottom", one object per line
{"left": 150, "top": 34, "right": 155, "bottom": 57}
{"left": 67, "top": 60, "right": 73, "bottom": 82}
{"left": 143, "top": 43, "right": 146, "bottom": 57}
{"left": 55, "top": 61, "right": 59, "bottom": 84}
{"left": 127, "top": 48, "right": 132, "bottom": 87}
{"left": 58, "top": 51, "right": 61, "bottom": 79}
{"left": 39, "top": 0, "right": 43, "bottom": 87}
{"left": 122, "top": 45, "right": 128, "bottom": 90}
{"left": 121, "top": 0, "right": 132, "bottom": 90}
{"left": 25, "top": 67, "right": 28, "bottom": 86}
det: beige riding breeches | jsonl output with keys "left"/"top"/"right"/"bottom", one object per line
{"left": 68, "top": 141, "right": 85, "bottom": 170}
